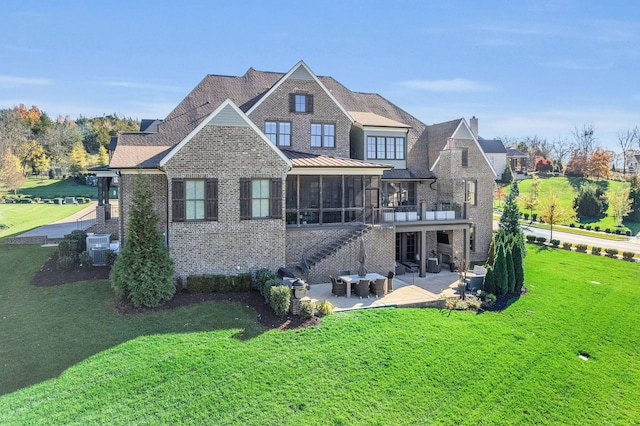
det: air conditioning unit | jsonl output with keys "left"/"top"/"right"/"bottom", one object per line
{"left": 86, "top": 234, "right": 111, "bottom": 265}
{"left": 91, "top": 247, "right": 108, "bottom": 266}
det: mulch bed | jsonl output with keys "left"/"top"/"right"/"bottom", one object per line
{"left": 30, "top": 251, "right": 320, "bottom": 330}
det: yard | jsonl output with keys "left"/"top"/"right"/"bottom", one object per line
{"left": 0, "top": 245, "right": 638, "bottom": 424}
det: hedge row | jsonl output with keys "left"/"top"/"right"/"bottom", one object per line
{"left": 525, "top": 237, "right": 636, "bottom": 261}
{"left": 186, "top": 274, "right": 252, "bottom": 293}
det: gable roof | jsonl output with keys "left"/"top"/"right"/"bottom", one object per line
{"left": 245, "top": 60, "right": 353, "bottom": 123}
{"left": 429, "top": 118, "right": 497, "bottom": 177}
{"left": 478, "top": 139, "right": 507, "bottom": 154}
{"left": 159, "top": 99, "right": 291, "bottom": 168}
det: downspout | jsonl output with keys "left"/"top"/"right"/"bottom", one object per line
{"left": 158, "top": 166, "right": 170, "bottom": 248}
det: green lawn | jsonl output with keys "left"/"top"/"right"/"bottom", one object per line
{"left": 0, "top": 204, "right": 89, "bottom": 240}
{"left": 14, "top": 176, "right": 100, "bottom": 200}
{"left": 502, "top": 176, "right": 635, "bottom": 233}
{"left": 0, "top": 245, "right": 638, "bottom": 424}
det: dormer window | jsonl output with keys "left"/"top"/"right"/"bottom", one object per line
{"left": 289, "top": 93, "right": 314, "bottom": 113}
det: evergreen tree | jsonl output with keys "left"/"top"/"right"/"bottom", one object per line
{"left": 110, "top": 175, "right": 175, "bottom": 308}
{"left": 513, "top": 241, "right": 524, "bottom": 293}
{"left": 501, "top": 164, "right": 513, "bottom": 184}
{"left": 499, "top": 182, "right": 522, "bottom": 237}
{"left": 493, "top": 243, "right": 508, "bottom": 296}
{"left": 506, "top": 245, "right": 515, "bottom": 293}
{"left": 483, "top": 265, "right": 495, "bottom": 295}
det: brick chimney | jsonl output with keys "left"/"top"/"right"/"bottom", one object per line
{"left": 470, "top": 116, "right": 478, "bottom": 139}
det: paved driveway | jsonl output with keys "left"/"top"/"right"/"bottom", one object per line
{"left": 15, "top": 203, "right": 97, "bottom": 240}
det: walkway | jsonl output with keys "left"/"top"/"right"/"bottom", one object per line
{"left": 306, "top": 270, "right": 464, "bottom": 311}
{"left": 14, "top": 202, "right": 97, "bottom": 240}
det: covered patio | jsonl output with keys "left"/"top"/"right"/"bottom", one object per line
{"left": 305, "top": 270, "right": 466, "bottom": 311}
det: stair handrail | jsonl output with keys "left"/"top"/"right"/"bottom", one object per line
{"left": 301, "top": 209, "right": 369, "bottom": 272}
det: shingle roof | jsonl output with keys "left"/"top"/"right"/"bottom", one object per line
{"left": 478, "top": 139, "right": 507, "bottom": 154}
{"left": 506, "top": 147, "right": 527, "bottom": 158}
{"left": 112, "top": 64, "right": 435, "bottom": 169}
{"left": 281, "top": 149, "right": 390, "bottom": 169}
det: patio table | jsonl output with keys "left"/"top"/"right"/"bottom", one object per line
{"left": 338, "top": 273, "right": 385, "bottom": 297}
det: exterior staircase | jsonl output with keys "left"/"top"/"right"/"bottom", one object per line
{"left": 292, "top": 224, "right": 372, "bottom": 280}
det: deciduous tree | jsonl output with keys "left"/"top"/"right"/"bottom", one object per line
{"left": 0, "top": 150, "right": 26, "bottom": 195}
{"left": 540, "top": 192, "right": 576, "bottom": 242}
{"left": 609, "top": 186, "right": 633, "bottom": 227}
{"left": 587, "top": 148, "right": 613, "bottom": 179}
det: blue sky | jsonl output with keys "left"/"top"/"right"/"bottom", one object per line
{"left": 1, "top": 0, "right": 639, "bottom": 151}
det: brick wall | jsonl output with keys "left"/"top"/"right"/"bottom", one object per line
{"left": 432, "top": 138, "right": 494, "bottom": 263}
{"left": 163, "top": 125, "right": 290, "bottom": 279}
{"left": 286, "top": 226, "right": 395, "bottom": 284}
{"left": 118, "top": 173, "right": 167, "bottom": 246}
{"left": 248, "top": 79, "right": 352, "bottom": 158}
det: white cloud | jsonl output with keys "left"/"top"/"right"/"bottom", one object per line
{"left": 0, "top": 75, "right": 51, "bottom": 88}
{"left": 398, "top": 78, "right": 494, "bottom": 93}
{"left": 99, "top": 81, "right": 183, "bottom": 92}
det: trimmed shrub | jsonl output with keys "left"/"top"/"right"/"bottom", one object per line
{"left": 316, "top": 299, "right": 333, "bottom": 317}
{"left": 626, "top": 231, "right": 632, "bottom": 236}
{"left": 57, "top": 255, "right": 76, "bottom": 271}
{"left": 186, "top": 274, "right": 252, "bottom": 293}
{"left": 57, "top": 240, "right": 76, "bottom": 259}
{"left": 569, "top": 223, "right": 575, "bottom": 228}
{"left": 263, "top": 278, "right": 282, "bottom": 301}
{"left": 526, "top": 235, "right": 537, "bottom": 243}
{"left": 255, "top": 268, "right": 276, "bottom": 293}
{"left": 298, "top": 301, "right": 314, "bottom": 319}
{"left": 550, "top": 239, "right": 560, "bottom": 247}
{"left": 65, "top": 230, "right": 87, "bottom": 254}
{"left": 535, "top": 237, "right": 546, "bottom": 244}
{"left": 78, "top": 251, "right": 93, "bottom": 270}
{"left": 576, "top": 244, "right": 588, "bottom": 253}
{"left": 523, "top": 213, "right": 529, "bottom": 221}
{"left": 481, "top": 293, "right": 496, "bottom": 309}
{"left": 579, "top": 224, "right": 585, "bottom": 229}
{"left": 605, "top": 228, "right": 611, "bottom": 233}
{"left": 591, "top": 247, "right": 602, "bottom": 256}
{"left": 269, "top": 285, "right": 291, "bottom": 316}
{"left": 531, "top": 213, "right": 538, "bottom": 222}
{"left": 605, "top": 248, "right": 618, "bottom": 258}
{"left": 622, "top": 252, "right": 635, "bottom": 261}
{"left": 482, "top": 265, "right": 495, "bottom": 295}
{"left": 594, "top": 226, "right": 600, "bottom": 232}
{"left": 562, "top": 242, "right": 572, "bottom": 250}
{"left": 585, "top": 225, "right": 592, "bottom": 231}
{"left": 615, "top": 229, "right": 621, "bottom": 235}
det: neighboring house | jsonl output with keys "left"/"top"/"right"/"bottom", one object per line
{"left": 628, "top": 154, "right": 640, "bottom": 173}
{"left": 477, "top": 137, "right": 507, "bottom": 181}
{"left": 101, "top": 60, "right": 496, "bottom": 283}
{"left": 506, "top": 147, "right": 527, "bottom": 178}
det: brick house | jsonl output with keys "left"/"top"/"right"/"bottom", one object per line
{"left": 104, "top": 60, "right": 495, "bottom": 283}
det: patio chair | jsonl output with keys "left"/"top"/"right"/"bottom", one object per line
{"left": 387, "top": 271, "right": 395, "bottom": 291}
{"left": 354, "top": 279, "right": 370, "bottom": 298}
{"left": 330, "top": 275, "right": 346, "bottom": 297}
{"left": 370, "top": 277, "right": 387, "bottom": 297}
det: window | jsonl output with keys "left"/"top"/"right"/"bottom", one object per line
{"left": 240, "top": 178, "right": 282, "bottom": 220}
{"left": 461, "top": 148, "right": 469, "bottom": 167}
{"left": 265, "top": 121, "right": 291, "bottom": 146}
{"left": 367, "top": 136, "right": 405, "bottom": 159}
{"left": 311, "top": 123, "right": 335, "bottom": 148}
{"left": 172, "top": 178, "right": 218, "bottom": 222}
{"left": 289, "top": 93, "right": 313, "bottom": 113}
{"left": 466, "top": 180, "right": 477, "bottom": 205}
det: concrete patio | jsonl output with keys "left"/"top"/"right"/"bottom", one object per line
{"left": 305, "top": 270, "right": 467, "bottom": 311}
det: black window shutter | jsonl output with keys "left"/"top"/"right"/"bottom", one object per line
{"left": 289, "top": 93, "right": 295, "bottom": 113}
{"left": 239, "top": 178, "right": 251, "bottom": 220}
{"left": 307, "top": 94, "right": 314, "bottom": 114}
{"left": 205, "top": 178, "right": 218, "bottom": 221}
{"left": 172, "top": 179, "right": 185, "bottom": 222}
{"left": 462, "top": 148, "right": 469, "bottom": 167}
{"left": 269, "top": 178, "right": 282, "bottom": 219}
